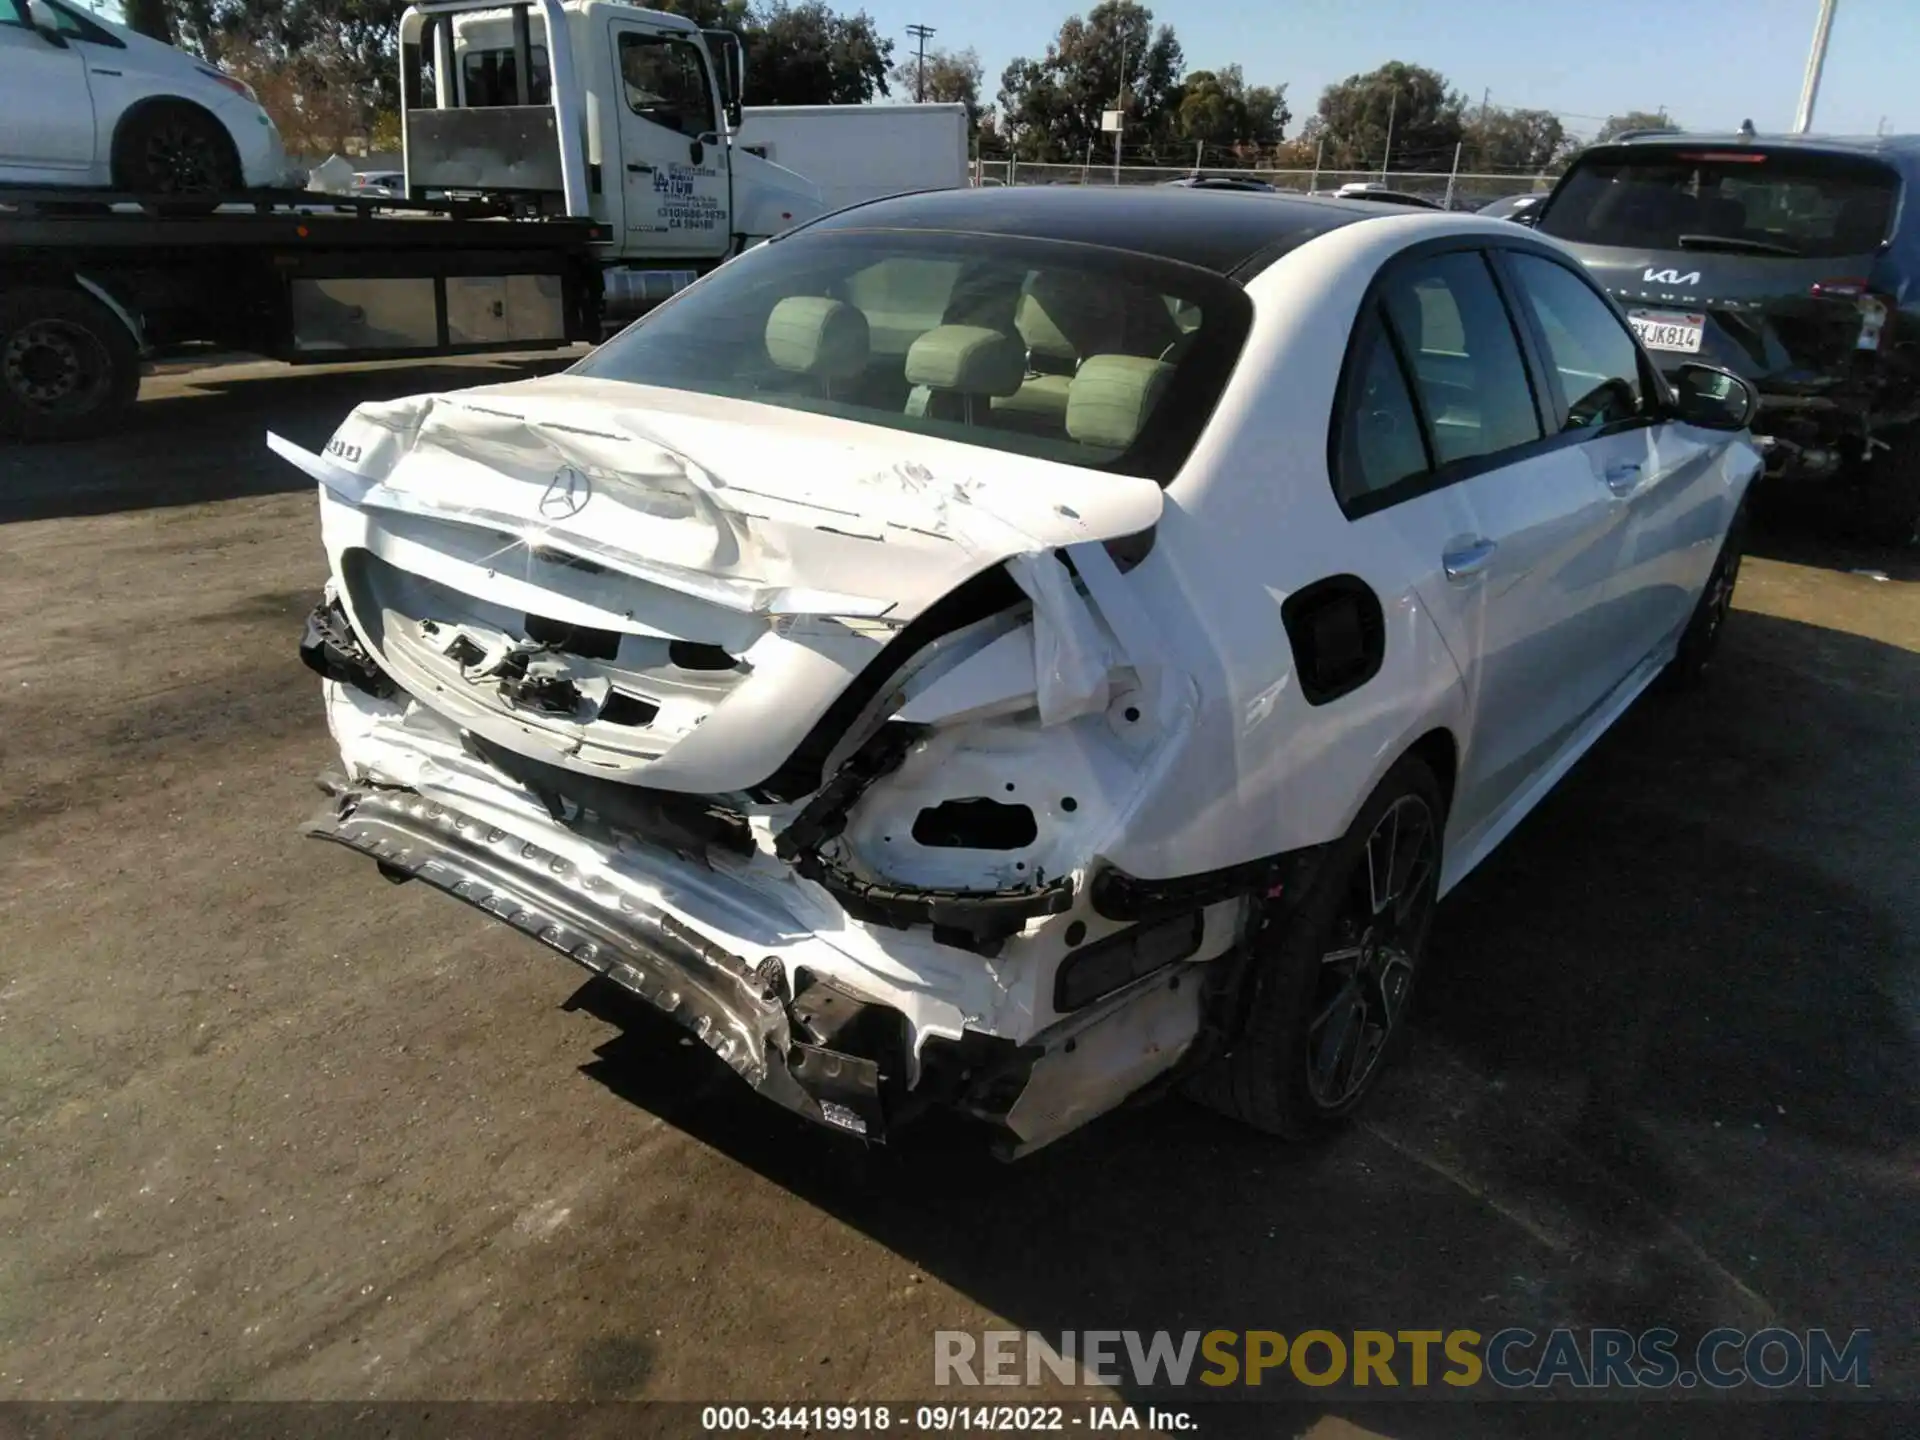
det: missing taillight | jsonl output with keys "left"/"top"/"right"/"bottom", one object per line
{"left": 599, "top": 691, "right": 660, "bottom": 727}
{"left": 668, "top": 640, "right": 739, "bottom": 671}
{"left": 524, "top": 614, "right": 620, "bottom": 660}
{"left": 911, "top": 799, "right": 1038, "bottom": 850}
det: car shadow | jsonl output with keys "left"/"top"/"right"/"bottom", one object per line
{"left": 564, "top": 608, "right": 1920, "bottom": 1426}
{"left": 0, "top": 354, "right": 578, "bottom": 525}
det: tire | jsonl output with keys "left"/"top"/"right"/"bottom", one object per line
{"left": 0, "top": 287, "right": 141, "bottom": 441}
{"left": 1186, "top": 753, "right": 1444, "bottom": 1140}
{"left": 1860, "top": 425, "right": 1920, "bottom": 548}
{"left": 111, "top": 100, "right": 241, "bottom": 199}
{"left": 1661, "top": 500, "right": 1747, "bottom": 689}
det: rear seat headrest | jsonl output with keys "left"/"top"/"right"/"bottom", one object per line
{"left": 904, "top": 325, "right": 1026, "bottom": 397}
{"left": 765, "top": 296, "right": 870, "bottom": 380}
{"left": 1066, "top": 355, "right": 1174, "bottom": 450}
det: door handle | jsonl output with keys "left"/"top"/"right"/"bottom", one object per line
{"left": 626, "top": 162, "right": 653, "bottom": 174}
{"left": 1604, "top": 460, "right": 1643, "bottom": 495}
{"left": 1442, "top": 536, "right": 1497, "bottom": 581}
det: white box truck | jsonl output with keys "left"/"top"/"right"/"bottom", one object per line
{"left": 733, "top": 103, "right": 970, "bottom": 214}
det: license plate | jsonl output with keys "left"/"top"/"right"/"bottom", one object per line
{"left": 1629, "top": 308, "right": 1705, "bottom": 354}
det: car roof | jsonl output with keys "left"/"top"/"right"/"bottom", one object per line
{"left": 798, "top": 186, "right": 1391, "bottom": 277}
{"left": 1601, "top": 131, "right": 1920, "bottom": 164}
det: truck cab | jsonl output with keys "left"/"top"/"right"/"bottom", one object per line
{"left": 403, "top": 0, "right": 820, "bottom": 272}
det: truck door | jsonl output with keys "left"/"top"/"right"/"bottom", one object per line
{"left": 606, "top": 19, "right": 730, "bottom": 260}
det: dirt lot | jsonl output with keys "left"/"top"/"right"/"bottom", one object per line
{"left": 1, "top": 357, "right": 1917, "bottom": 1433}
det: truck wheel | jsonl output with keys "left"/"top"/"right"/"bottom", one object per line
{"left": 0, "top": 287, "right": 141, "bottom": 441}
{"left": 1861, "top": 426, "right": 1920, "bottom": 547}
{"left": 111, "top": 100, "right": 240, "bottom": 199}
{"left": 1185, "top": 754, "right": 1444, "bottom": 1140}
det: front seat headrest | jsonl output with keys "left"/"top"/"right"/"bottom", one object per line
{"left": 1066, "top": 355, "right": 1174, "bottom": 450}
{"left": 903, "top": 325, "right": 1025, "bottom": 397}
{"left": 765, "top": 296, "right": 870, "bottom": 380}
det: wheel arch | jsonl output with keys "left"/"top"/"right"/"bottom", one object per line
{"left": 109, "top": 95, "right": 243, "bottom": 189}
{"left": 1404, "top": 726, "right": 1459, "bottom": 821}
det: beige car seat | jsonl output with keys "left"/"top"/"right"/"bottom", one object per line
{"left": 764, "top": 296, "right": 871, "bottom": 396}
{"left": 903, "top": 324, "right": 1027, "bottom": 424}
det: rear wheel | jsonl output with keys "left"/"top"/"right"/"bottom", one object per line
{"left": 1860, "top": 425, "right": 1920, "bottom": 548}
{"left": 0, "top": 287, "right": 140, "bottom": 441}
{"left": 1187, "top": 755, "right": 1443, "bottom": 1139}
{"left": 111, "top": 101, "right": 240, "bottom": 199}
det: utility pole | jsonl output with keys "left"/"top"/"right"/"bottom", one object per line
{"left": 1113, "top": 34, "right": 1128, "bottom": 185}
{"left": 1381, "top": 90, "right": 1396, "bottom": 180}
{"left": 906, "top": 23, "right": 936, "bottom": 103}
{"left": 1792, "top": 0, "right": 1838, "bottom": 134}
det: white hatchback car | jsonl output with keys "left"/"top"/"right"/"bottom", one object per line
{"left": 277, "top": 188, "right": 1761, "bottom": 1156}
{"left": 0, "top": 0, "right": 298, "bottom": 194}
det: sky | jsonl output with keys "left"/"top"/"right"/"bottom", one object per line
{"left": 870, "top": 0, "right": 1917, "bottom": 142}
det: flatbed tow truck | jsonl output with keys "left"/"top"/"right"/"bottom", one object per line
{"left": 0, "top": 186, "right": 606, "bottom": 438}
{"left": 1, "top": 0, "right": 820, "bottom": 440}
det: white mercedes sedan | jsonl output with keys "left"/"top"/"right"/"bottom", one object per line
{"left": 275, "top": 187, "right": 1761, "bottom": 1156}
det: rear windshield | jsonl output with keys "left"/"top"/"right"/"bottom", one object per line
{"left": 1540, "top": 147, "right": 1900, "bottom": 258}
{"left": 572, "top": 230, "right": 1251, "bottom": 483}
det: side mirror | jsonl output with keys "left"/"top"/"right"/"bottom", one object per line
{"left": 1670, "top": 362, "right": 1759, "bottom": 432}
{"left": 688, "top": 137, "right": 704, "bottom": 166}
{"left": 35, "top": 23, "right": 70, "bottom": 46}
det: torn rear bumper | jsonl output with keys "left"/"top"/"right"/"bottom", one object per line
{"left": 307, "top": 781, "right": 893, "bottom": 1140}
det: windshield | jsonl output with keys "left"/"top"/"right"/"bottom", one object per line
{"left": 572, "top": 229, "right": 1251, "bottom": 482}
{"left": 1540, "top": 147, "right": 1899, "bottom": 258}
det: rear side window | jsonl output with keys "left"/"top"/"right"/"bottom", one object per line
{"left": 1506, "top": 253, "right": 1648, "bottom": 430}
{"left": 1334, "top": 310, "right": 1430, "bottom": 507}
{"left": 1541, "top": 147, "right": 1899, "bottom": 258}
{"left": 1378, "top": 252, "right": 1541, "bottom": 467}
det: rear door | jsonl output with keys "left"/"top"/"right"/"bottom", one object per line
{"left": 1344, "top": 247, "right": 1626, "bottom": 842}
{"left": 1536, "top": 144, "right": 1901, "bottom": 390}
{"left": 1499, "top": 248, "right": 1732, "bottom": 667}
{"left": 606, "top": 18, "right": 730, "bottom": 260}
{"left": 0, "top": 0, "right": 95, "bottom": 173}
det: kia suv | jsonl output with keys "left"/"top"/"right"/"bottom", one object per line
{"left": 1535, "top": 133, "right": 1920, "bottom": 542}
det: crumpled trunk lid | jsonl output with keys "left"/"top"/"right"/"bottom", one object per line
{"left": 275, "top": 376, "right": 1163, "bottom": 797}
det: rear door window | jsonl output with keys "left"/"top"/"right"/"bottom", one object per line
{"left": 1540, "top": 147, "right": 1899, "bottom": 258}
{"left": 1378, "top": 251, "right": 1542, "bottom": 467}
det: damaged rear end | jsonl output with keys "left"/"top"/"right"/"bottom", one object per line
{"left": 277, "top": 236, "right": 1260, "bottom": 1151}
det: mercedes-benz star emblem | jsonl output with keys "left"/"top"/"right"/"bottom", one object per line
{"left": 539, "top": 465, "right": 591, "bottom": 520}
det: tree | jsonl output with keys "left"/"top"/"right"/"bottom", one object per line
{"left": 1596, "top": 109, "right": 1676, "bottom": 144}
{"left": 1463, "top": 105, "right": 1573, "bottom": 173}
{"left": 1314, "top": 61, "right": 1463, "bottom": 172}
{"left": 1174, "top": 65, "right": 1288, "bottom": 157}
{"left": 122, "top": 0, "right": 175, "bottom": 43}
{"left": 743, "top": 2, "right": 892, "bottom": 105}
{"left": 888, "top": 45, "right": 983, "bottom": 124}
{"left": 996, "top": 1, "right": 1184, "bottom": 163}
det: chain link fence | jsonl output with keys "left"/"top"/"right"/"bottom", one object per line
{"left": 970, "top": 159, "right": 1553, "bottom": 211}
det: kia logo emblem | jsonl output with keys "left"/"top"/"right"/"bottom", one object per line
{"left": 538, "top": 465, "right": 591, "bottom": 519}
